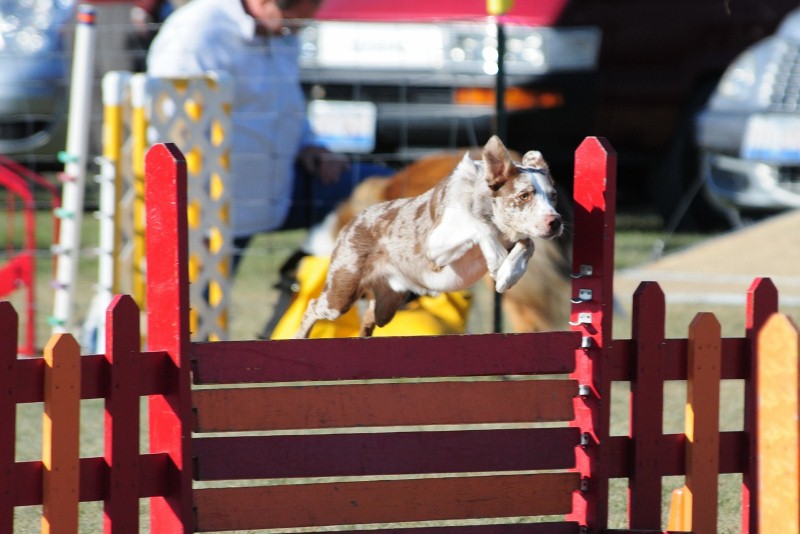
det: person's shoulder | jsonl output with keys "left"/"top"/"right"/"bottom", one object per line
{"left": 162, "top": 0, "right": 239, "bottom": 37}
{"left": 160, "top": 1, "right": 244, "bottom": 53}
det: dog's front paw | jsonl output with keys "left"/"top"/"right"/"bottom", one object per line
{"left": 494, "top": 263, "right": 521, "bottom": 293}
{"left": 494, "top": 273, "right": 513, "bottom": 293}
{"left": 494, "top": 239, "right": 534, "bottom": 293}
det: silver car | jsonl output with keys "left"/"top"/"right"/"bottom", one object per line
{"left": 0, "top": 0, "right": 74, "bottom": 166}
{"left": 696, "top": 7, "right": 800, "bottom": 224}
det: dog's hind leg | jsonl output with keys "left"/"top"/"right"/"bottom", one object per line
{"left": 294, "top": 292, "right": 353, "bottom": 339}
{"left": 294, "top": 266, "right": 364, "bottom": 338}
{"left": 294, "top": 297, "right": 328, "bottom": 339}
{"left": 360, "top": 299, "right": 378, "bottom": 337}
{"left": 359, "top": 286, "right": 409, "bottom": 337}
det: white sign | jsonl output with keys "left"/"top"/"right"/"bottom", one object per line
{"left": 316, "top": 22, "right": 444, "bottom": 69}
{"left": 742, "top": 114, "right": 800, "bottom": 163}
{"left": 308, "top": 100, "right": 377, "bottom": 154}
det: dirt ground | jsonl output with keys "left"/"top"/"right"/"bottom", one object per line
{"left": 615, "top": 209, "right": 800, "bottom": 307}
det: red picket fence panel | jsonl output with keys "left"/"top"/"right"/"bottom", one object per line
{"left": 0, "top": 138, "right": 797, "bottom": 534}
{"left": 0, "top": 296, "right": 173, "bottom": 534}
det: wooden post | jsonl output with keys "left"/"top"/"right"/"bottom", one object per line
{"left": 103, "top": 295, "right": 141, "bottom": 533}
{"left": 42, "top": 334, "right": 81, "bottom": 534}
{"left": 742, "top": 277, "right": 778, "bottom": 533}
{"left": 685, "top": 312, "right": 722, "bottom": 534}
{"left": 144, "top": 143, "right": 193, "bottom": 532}
{"left": 667, "top": 486, "right": 691, "bottom": 531}
{"left": 628, "top": 282, "right": 666, "bottom": 528}
{"left": 568, "top": 136, "right": 617, "bottom": 530}
{"left": 0, "top": 302, "right": 17, "bottom": 532}
{"left": 757, "top": 313, "right": 799, "bottom": 534}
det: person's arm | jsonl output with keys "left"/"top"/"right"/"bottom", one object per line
{"left": 297, "top": 100, "right": 350, "bottom": 184}
{"left": 297, "top": 144, "right": 350, "bottom": 185}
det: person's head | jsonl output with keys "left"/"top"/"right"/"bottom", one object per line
{"left": 242, "top": 0, "right": 322, "bottom": 35}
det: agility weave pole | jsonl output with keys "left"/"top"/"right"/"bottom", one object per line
{"left": 0, "top": 138, "right": 798, "bottom": 533}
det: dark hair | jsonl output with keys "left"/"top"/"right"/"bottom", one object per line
{"left": 277, "top": 0, "right": 322, "bottom": 9}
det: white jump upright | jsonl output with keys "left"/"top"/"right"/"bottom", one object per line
{"left": 84, "top": 71, "right": 233, "bottom": 348}
{"left": 81, "top": 72, "right": 132, "bottom": 351}
{"left": 51, "top": 4, "right": 97, "bottom": 335}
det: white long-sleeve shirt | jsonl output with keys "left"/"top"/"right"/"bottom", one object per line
{"left": 147, "top": 0, "right": 317, "bottom": 236}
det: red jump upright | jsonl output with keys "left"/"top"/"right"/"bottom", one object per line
{"left": 568, "top": 136, "right": 617, "bottom": 529}
{"left": 144, "top": 143, "right": 194, "bottom": 533}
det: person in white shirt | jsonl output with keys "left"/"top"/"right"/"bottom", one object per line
{"left": 147, "top": 0, "right": 391, "bottom": 271}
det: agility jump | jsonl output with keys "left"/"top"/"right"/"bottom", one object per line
{"left": 0, "top": 138, "right": 797, "bottom": 533}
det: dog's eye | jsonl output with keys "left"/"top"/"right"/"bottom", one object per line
{"left": 549, "top": 191, "right": 557, "bottom": 203}
{"left": 519, "top": 191, "right": 532, "bottom": 202}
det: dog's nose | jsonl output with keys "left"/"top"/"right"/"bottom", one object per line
{"left": 549, "top": 215, "right": 563, "bottom": 235}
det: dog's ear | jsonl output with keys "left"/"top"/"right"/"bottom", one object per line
{"left": 522, "top": 150, "right": 549, "bottom": 171}
{"left": 483, "top": 135, "right": 515, "bottom": 191}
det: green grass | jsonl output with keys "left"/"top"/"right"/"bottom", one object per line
{"left": 4, "top": 209, "right": 794, "bottom": 532}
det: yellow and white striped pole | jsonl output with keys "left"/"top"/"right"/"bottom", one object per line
{"left": 81, "top": 71, "right": 132, "bottom": 352}
{"left": 130, "top": 73, "right": 149, "bottom": 309}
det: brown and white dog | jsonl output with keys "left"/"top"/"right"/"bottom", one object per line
{"left": 294, "top": 136, "right": 564, "bottom": 338}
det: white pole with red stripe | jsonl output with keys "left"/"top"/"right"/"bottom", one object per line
{"left": 51, "top": 4, "right": 97, "bottom": 337}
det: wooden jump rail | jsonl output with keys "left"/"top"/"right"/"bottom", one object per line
{"left": 0, "top": 138, "right": 797, "bottom": 533}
